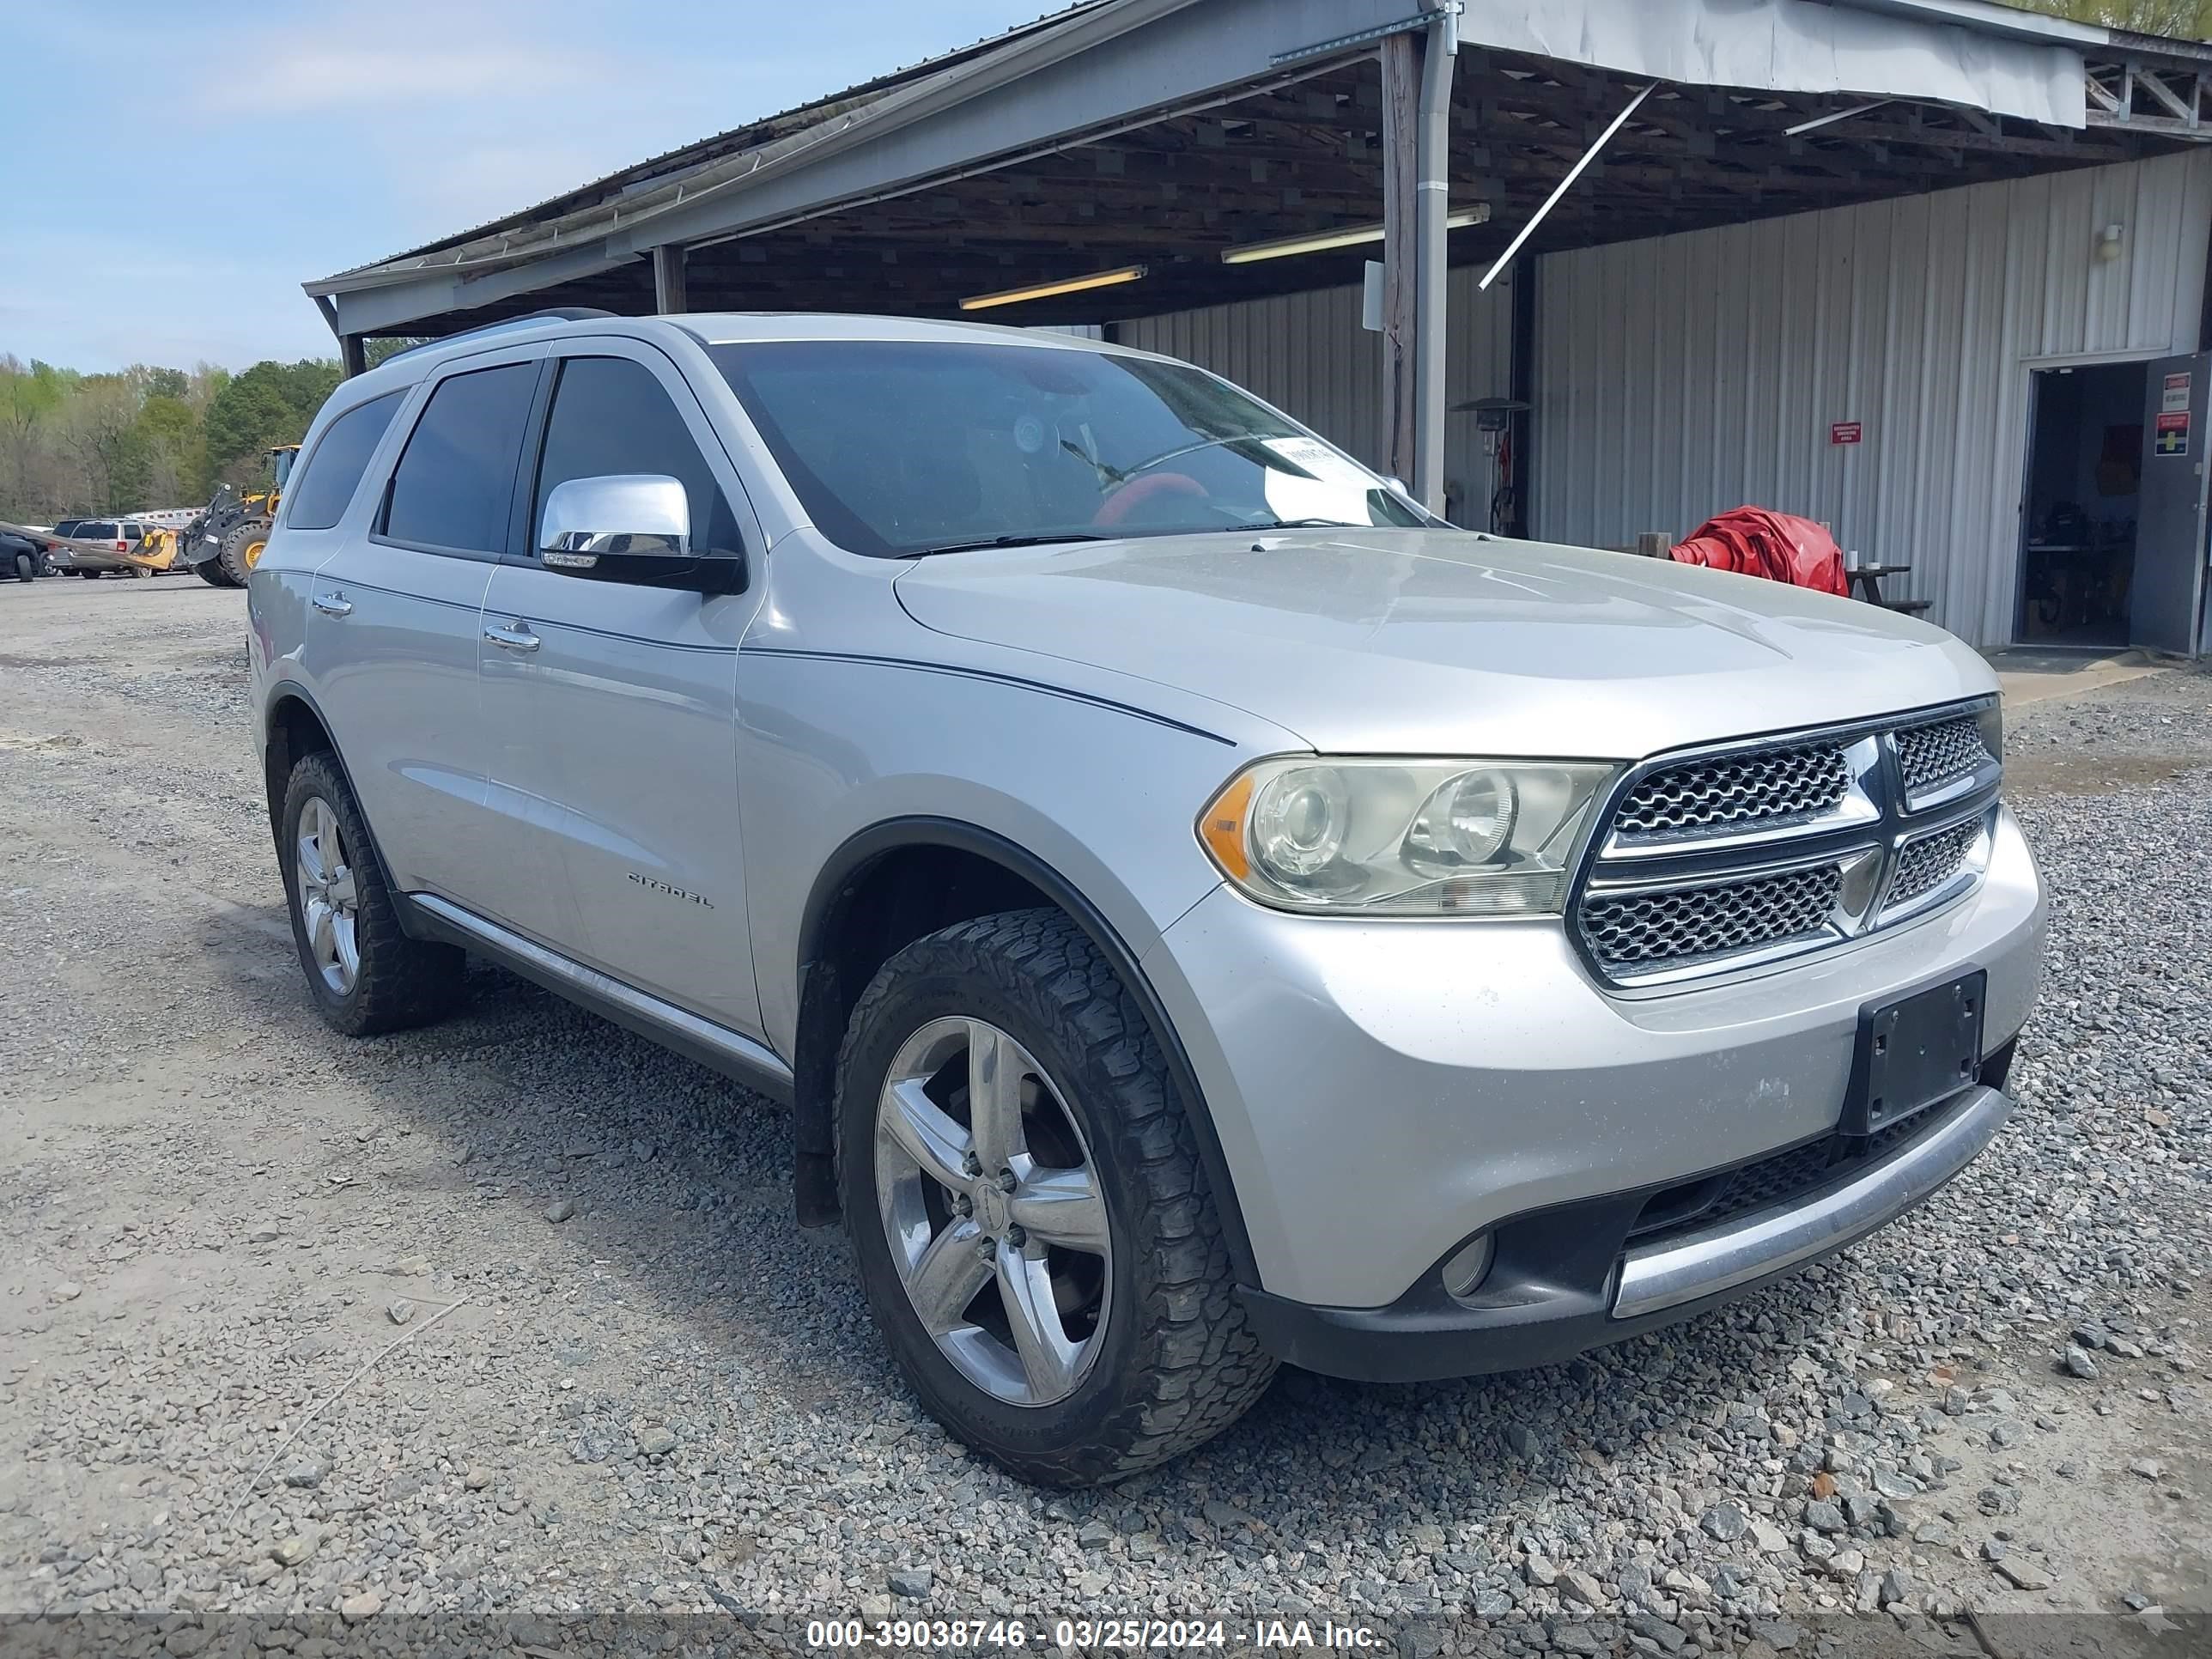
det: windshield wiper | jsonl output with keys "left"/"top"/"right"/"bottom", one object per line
{"left": 904, "top": 532, "right": 1113, "bottom": 557}
{"left": 1240, "top": 517, "right": 1364, "bottom": 532}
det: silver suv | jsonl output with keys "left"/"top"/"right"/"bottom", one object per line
{"left": 248, "top": 312, "right": 2043, "bottom": 1484}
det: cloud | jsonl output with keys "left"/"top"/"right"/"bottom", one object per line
{"left": 242, "top": 42, "right": 605, "bottom": 111}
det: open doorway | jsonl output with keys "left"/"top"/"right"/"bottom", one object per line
{"left": 2016, "top": 361, "right": 2148, "bottom": 647}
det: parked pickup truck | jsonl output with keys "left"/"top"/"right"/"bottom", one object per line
{"left": 246, "top": 313, "right": 2043, "bottom": 1485}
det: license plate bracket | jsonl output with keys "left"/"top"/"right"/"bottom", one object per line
{"left": 1844, "top": 969, "right": 1985, "bottom": 1136}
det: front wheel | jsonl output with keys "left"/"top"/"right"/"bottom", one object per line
{"left": 10, "top": 551, "right": 33, "bottom": 582}
{"left": 837, "top": 910, "right": 1274, "bottom": 1485}
{"left": 279, "top": 751, "right": 466, "bottom": 1036}
{"left": 215, "top": 520, "right": 267, "bottom": 586}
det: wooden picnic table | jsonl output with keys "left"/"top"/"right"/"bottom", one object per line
{"left": 1847, "top": 562, "right": 1930, "bottom": 615}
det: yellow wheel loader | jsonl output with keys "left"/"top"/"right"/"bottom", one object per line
{"left": 182, "top": 445, "right": 299, "bottom": 587}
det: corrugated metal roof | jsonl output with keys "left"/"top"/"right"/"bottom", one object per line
{"left": 318, "top": 0, "right": 2197, "bottom": 296}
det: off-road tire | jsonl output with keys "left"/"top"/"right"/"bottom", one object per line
{"left": 215, "top": 519, "right": 267, "bottom": 586}
{"left": 836, "top": 908, "right": 1275, "bottom": 1485}
{"left": 279, "top": 751, "right": 465, "bottom": 1037}
{"left": 194, "top": 560, "right": 228, "bottom": 586}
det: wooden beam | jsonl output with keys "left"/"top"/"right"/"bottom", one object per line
{"left": 2136, "top": 68, "right": 2197, "bottom": 125}
{"left": 1379, "top": 33, "right": 1418, "bottom": 488}
{"left": 653, "top": 244, "right": 689, "bottom": 313}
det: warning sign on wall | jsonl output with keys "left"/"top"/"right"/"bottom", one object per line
{"left": 2165, "top": 372, "right": 2193, "bottom": 415}
{"left": 2156, "top": 410, "right": 2192, "bottom": 458}
{"left": 1830, "top": 421, "right": 1863, "bottom": 446}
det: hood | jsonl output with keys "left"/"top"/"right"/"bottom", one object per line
{"left": 893, "top": 528, "right": 1994, "bottom": 759}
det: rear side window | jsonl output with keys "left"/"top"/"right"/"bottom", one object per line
{"left": 380, "top": 363, "right": 537, "bottom": 554}
{"left": 80, "top": 522, "right": 118, "bottom": 538}
{"left": 287, "top": 390, "right": 404, "bottom": 531}
{"left": 530, "top": 356, "right": 743, "bottom": 556}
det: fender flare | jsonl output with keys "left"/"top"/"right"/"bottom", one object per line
{"left": 260, "top": 680, "right": 410, "bottom": 922}
{"left": 795, "top": 817, "right": 1260, "bottom": 1290}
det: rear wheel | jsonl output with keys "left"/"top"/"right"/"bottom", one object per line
{"left": 216, "top": 519, "right": 268, "bottom": 586}
{"left": 10, "top": 551, "right": 33, "bottom": 582}
{"left": 79, "top": 569, "right": 100, "bottom": 580}
{"left": 279, "top": 751, "right": 466, "bottom": 1036}
{"left": 837, "top": 909, "right": 1273, "bottom": 1485}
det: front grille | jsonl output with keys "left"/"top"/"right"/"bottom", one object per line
{"left": 1581, "top": 864, "right": 1840, "bottom": 970}
{"left": 1888, "top": 819, "right": 1978, "bottom": 908}
{"left": 1612, "top": 742, "right": 1849, "bottom": 839}
{"left": 1576, "top": 703, "right": 1999, "bottom": 988}
{"left": 1895, "top": 715, "right": 1990, "bottom": 794}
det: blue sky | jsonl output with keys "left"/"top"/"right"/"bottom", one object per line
{"left": 3, "top": 1, "right": 1051, "bottom": 373}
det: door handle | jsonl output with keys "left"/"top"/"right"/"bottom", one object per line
{"left": 311, "top": 591, "right": 352, "bottom": 617}
{"left": 483, "top": 620, "right": 540, "bottom": 653}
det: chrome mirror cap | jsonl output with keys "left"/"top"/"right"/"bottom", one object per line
{"left": 538, "top": 474, "right": 690, "bottom": 567}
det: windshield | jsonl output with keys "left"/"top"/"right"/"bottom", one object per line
{"left": 708, "top": 339, "right": 1427, "bottom": 557}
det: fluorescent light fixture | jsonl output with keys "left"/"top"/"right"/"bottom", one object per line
{"left": 959, "top": 264, "right": 1148, "bottom": 311}
{"left": 1220, "top": 205, "right": 1491, "bottom": 265}
{"left": 1784, "top": 99, "right": 1889, "bottom": 137}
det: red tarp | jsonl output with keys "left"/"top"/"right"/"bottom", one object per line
{"left": 1669, "top": 507, "right": 1849, "bottom": 597}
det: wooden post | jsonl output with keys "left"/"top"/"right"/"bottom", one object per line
{"left": 1379, "top": 33, "right": 1419, "bottom": 488}
{"left": 653, "top": 244, "right": 689, "bottom": 314}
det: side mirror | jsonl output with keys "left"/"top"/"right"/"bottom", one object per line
{"left": 538, "top": 474, "right": 743, "bottom": 594}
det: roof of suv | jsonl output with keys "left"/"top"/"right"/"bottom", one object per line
{"left": 338, "top": 311, "right": 1127, "bottom": 409}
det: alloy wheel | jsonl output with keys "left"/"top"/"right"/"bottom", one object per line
{"left": 874, "top": 1017, "right": 1113, "bottom": 1406}
{"left": 295, "top": 795, "right": 362, "bottom": 996}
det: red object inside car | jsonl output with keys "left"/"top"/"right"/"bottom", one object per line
{"left": 1669, "top": 507, "right": 1849, "bottom": 597}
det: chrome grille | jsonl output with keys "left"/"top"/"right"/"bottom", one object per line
{"left": 1888, "top": 819, "right": 1978, "bottom": 908}
{"left": 1576, "top": 702, "right": 1999, "bottom": 988}
{"left": 1581, "top": 865, "right": 1840, "bottom": 969}
{"left": 1895, "top": 716, "right": 1990, "bottom": 794}
{"left": 1613, "top": 742, "right": 1849, "bottom": 838}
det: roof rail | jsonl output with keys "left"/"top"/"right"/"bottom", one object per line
{"left": 384, "top": 307, "right": 623, "bottom": 363}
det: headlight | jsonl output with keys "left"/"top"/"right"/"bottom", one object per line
{"left": 1198, "top": 757, "right": 1618, "bottom": 916}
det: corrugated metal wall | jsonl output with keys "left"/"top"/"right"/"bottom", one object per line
{"left": 1535, "top": 149, "right": 2212, "bottom": 646}
{"left": 1117, "top": 266, "right": 1516, "bottom": 515}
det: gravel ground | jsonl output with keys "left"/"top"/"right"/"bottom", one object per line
{"left": 0, "top": 577, "right": 2206, "bottom": 1657}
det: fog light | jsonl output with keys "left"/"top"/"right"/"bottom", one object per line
{"left": 1440, "top": 1233, "right": 1494, "bottom": 1299}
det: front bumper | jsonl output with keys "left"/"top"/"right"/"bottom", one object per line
{"left": 1141, "top": 805, "right": 2044, "bottom": 1358}
{"left": 1241, "top": 1079, "right": 2012, "bottom": 1381}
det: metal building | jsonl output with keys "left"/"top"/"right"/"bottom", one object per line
{"left": 304, "top": 0, "right": 2212, "bottom": 652}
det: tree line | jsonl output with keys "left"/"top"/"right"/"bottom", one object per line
{"left": 2026, "top": 0, "right": 2210, "bottom": 33}
{"left": 0, "top": 356, "right": 348, "bottom": 525}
